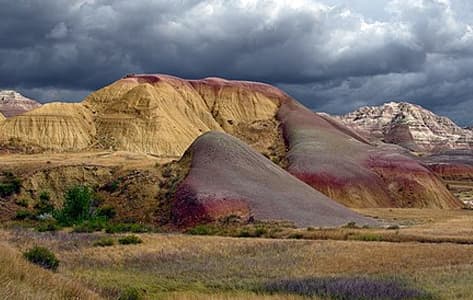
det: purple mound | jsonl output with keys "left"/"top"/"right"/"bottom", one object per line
{"left": 172, "top": 131, "right": 375, "bottom": 228}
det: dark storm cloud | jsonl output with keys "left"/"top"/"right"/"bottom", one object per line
{"left": 0, "top": 0, "right": 472, "bottom": 125}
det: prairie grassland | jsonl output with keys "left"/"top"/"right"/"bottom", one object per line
{"left": 3, "top": 208, "right": 473, "bottom": 299}
{"left": 0, "top": 241, "right": 100, "bottom": 300}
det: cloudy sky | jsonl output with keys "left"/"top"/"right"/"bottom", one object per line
{"left": 1, "top": 0, "right": 472, "bottom": 125}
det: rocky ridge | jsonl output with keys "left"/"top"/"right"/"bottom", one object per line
{"left": 0, "top": 90, "right": 42, "bottom": 117}
{"left": 336, "top": 102, "right": 473, "bottom": 152}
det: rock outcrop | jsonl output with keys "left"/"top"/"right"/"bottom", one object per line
{"left": 336, "top": 102, "right": 473, "bottom": 152}
{"left": 173, "top": 131, "right": 374, "bottom": 227}
{"left": 0, "top": 90, "right": 41, "bottom": 117}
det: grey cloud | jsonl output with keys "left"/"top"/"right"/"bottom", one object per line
{"left": 0, "top": 0, "right": 472, "bottom": 125}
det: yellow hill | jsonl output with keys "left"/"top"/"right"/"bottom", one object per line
{"left": 0, "top": 102, "right": 95, "bottom": 151}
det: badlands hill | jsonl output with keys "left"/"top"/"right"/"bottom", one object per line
{"left": 0, "top": 74, "right": 463, "bottom": 210}
{"left": 173, "top": 131, "right": 374, "bottom": 227}
{"left": 0, "top": 90, "right": 41, "bottom": 117}
{"left": 337, "top": 102, "right": 473, "bottom": 152}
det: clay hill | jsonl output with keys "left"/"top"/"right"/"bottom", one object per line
{"left": 0, "top": 74, "right": 463, "bottom": 216}
{"left": 173, "top": 131, "right": 374, "bottom": 227}
{"left": 0, "top": 90, "right": 41, "bottom": 117}
{"left": 336, "top": 102, "right": 473, "bottom": 152}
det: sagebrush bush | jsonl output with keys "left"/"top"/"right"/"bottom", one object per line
{"left": 36, "top": 222, "right": 61, "bottom": 232}
{"left": 118, "top": 287, "right": 141, "bottom": 300}
{"left": 23, "top": 246, "right": 59, "bottom": 271}
{"left": 72, "top": 219, "right": 105, "bottom": 233}
{"left": 105, "top": 223, "right": 150, "bottom": 234}
{"left": 93, "top": 237, "right": 115, "bottom": 247}
{"left": 118, "top": 235, "right": 143, "bottom": 245}
{"left": 96, "top": 205, "right": 117, "bottom": 220}
{"left": 34, "top": 191, "right": 54, "bottom": 215}
{"left": 14, "top": 209, "right": 34, "bottom": 220}
{"left": 0, "top": 172, "right": 21, "bottom": 197}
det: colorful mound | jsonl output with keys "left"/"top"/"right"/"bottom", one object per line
{"left": 172, "top": 131, "right": 374, "bottom": 227}
{"left": 278, "top": 101, "right": 462, "bottom": 208}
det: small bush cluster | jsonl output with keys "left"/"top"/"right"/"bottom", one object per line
{"left": 23, "top": 246, "right": 59, "bottom": 271}
{"left": 15, "top": 209, "right": 35, "bottom": 220}
{"left": 118, "top": 235, "right": 143, "bottom": 245}
{"left": 36, "top": 222, "right": 61, "bottom": 232}
{"left": 118, "top": 287, "right": 142, "bottom": 300}
{"left": 0, "top": 172, "right": 21, "bottom": 197}
{"left": 105, "top": 223, "right": 150, "bottom": 234}
{"left": 93, "top": 237, "right": 115, "bottom": 247}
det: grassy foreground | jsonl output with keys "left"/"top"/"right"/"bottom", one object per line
{"left": 2, "top": 209, "right": 473, "bottom": 299}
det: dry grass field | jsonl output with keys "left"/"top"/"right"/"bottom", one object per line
{"left": 2, "top": 208, "right": 473, "bottom": 299}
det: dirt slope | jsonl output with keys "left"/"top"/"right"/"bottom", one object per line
{"left": 172, "top": 131, "right": 374, "bottom": 227}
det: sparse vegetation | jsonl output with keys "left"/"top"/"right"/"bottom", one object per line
{"left": 105, "top": 223, "right": 150, "bottom": 233}
{"left": 15, "top": 198, "right": 29, "bottom": 208}
{"left": 118, "top": 287, "right": 142, "bottom": 300}
{"left": 23, "top": 246, "right": 59, "bottom": 271}
{"left": 118, "top": 235, "right": 143, "bottom": 245}
{"left": 14, "top": 209, "right": 35, "bottom": 220}
{"left": 0, "top": 172, "right": 21, "bottom": 197}
{"left": 34, "top": 191, "right": 54, "bottom": 215}
{"left": 93, "top": 237, "right": 115, "bottom": 247}
{"left": 96, "top": 204, "right": 117, "bottom": 220}
{"left": 36, "top": 222, "right": 61, "bottom": 232}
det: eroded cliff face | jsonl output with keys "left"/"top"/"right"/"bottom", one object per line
{"left": 337, "top": 102, "right": 473, "bottom": 152}
{"left": 0, "top": 103, "right": 95, "bottom": 151}
{"left": 0, "top": 90, "right": 42, "bottom": 117}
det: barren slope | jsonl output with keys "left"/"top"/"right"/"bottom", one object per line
{"left": 173, "top": 131, "right": 374, "bottom": 227}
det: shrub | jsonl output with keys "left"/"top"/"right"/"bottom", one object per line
{"left": 104, "top": 223, "right": 150, "bottom": 234}
{"left": 15, "top": 198, "right": 29, "bottom": 208}
{"left": 0, "top": 172, "right": 21, "bottom": 197}
{"left": 237, "top": 229, "right": 252, "bottom": 237}
{"left": 187, "top": 224, "right": 218, "bottom": 235}
{"left": 36, "top": 222, "right": 61, "bottom": 232}
{"left": 93, "top": 237, "right": 115, "bottom": 247}
{"left": 72, "top": 219, "right": 105, "bottom": 233}
{"left": 23, "top": 246, "right": 59, "bottom": 271}
{"left": 288, "top": 233, "right": 304, "bottom": 239}
{"left": 96, "top": 205, "right": 117, "bottom": 220}
{"left": 254, "top": 227, "right": 267, "bottom": 237}
{"left": 14, "top": 209, "right": 35, "bottom": 220}
{"left": 342, "top": 221, "right": 360, "bottom": 229}
{"left": 55, "top": 185, "right": 93, "bottom": 225}
{"left": 104, "top": 180, "right": 120, "bottom": 193}
{"left": 119, "top": 287, "right": 142, "bottom": 300}
{"left": 34, "top": 191, "right": 54, "bottom": 215}
{"left": 118, "top": 235, "right": 143, "bottom": 245}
